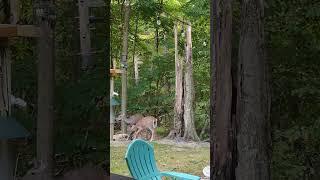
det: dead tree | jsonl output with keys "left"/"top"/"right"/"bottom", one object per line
{"left": 183, "top": 23, "right": 199, "bottom": 141}
{"left": 168, "top": 22, "right": 184, "bottom": 139}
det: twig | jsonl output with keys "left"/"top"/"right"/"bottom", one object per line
{"left": 14, "top": 153, "right": 21, "bottom": 180}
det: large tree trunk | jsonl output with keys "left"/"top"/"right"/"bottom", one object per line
{"left": 35, "top": 0, "right": 55, "bottom": 179}
{"left": 211, "top": 0, "right": 237, "bottom": 179}
{"left": 0, "top": 45, "right": 14, "bottom": 180}
{"left": 71, "top": 0, "right": 80, "bottom": 83}
{"left": 168, "top": 23, "right": 184, "bottom": 139}
{"left": 209, "top": 0, "right": 216, "bottom": 177}
{"left": 121, "top": 0, "right": 130, "bottom": 134}
{"left": 78, "top": 0, "right": 91, "bottom": 70}
{"left": 0, "top": 47, "right": 10, "bottom": 117}
{"left": 236, "top": 0, "right": 271, "bottom": 179}
{"left": 183, "top": 23, "right": 199, "bottom": 141}
{"left": 0, "top": 2, "right": 15, "bottom": 179}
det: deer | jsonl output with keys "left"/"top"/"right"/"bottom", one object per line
{"left": 115, "top": 113, "right": 144, "bottom": 125}
{"left": 115, "top": 113, "right": 144, "bottom": 139}
{"left": 130, "top": 116, "right": 158, "bottom": 142}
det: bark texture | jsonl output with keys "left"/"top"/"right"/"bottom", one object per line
{"left": 0, "top": 48, "right": 10, "bottom": 116}
{"left": 36, "top": 0, "right": 55, "bottom": 179}
{"left": 171, "top": 23, "right": 184, "bottom": 139}
{"left": 211, "top": 0, "right": 237, "bottom": 179}
{"left": 183, "top": 23, "right": 199, "bottom": 141}
{"left": 121, "top": 0, "right": 130, "bottom": 134}
{"left": 0, "top": 47, "right": 13, "bottom": 180}
{"left": 71, "top": 0, "right": 80, "bottom": 82}
{"left": 132, "top": 15, "right": 139, "bottom": 85}
{"left": 210, "top": 0, "right": 216, "bottom": 177}
{"left": 78, "top": 0, "right": 91, "bottom": 70}
{"left": 236, "top": 0, "right": 271, "bottom": 179}
{"left": 0, "top": 3, "right": 13, "bottom": 179}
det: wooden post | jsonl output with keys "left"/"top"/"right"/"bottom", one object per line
{"left": 132, "top": 15, "right": 139, "bottom": 85}
{"left": 120, "top": 0, "right": 130, "bottom": 134}
{"left": 78, "top": 0, "right": 91, "bottom": 70}
{"left": 35, "top": 0, "right": 55, "bottom": 179}
{"left": 134, "top": 55, "right": 139, "bottom": 84}
{"left": 110, "top": 58, "right": 115, "bottom": 140}
{"left": 110, "top": 80, "right": 114, "bottom": 139}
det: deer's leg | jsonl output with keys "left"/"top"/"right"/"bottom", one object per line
{"left": 149, "top": 129, "right": 154, "bottom": 142}
{"left": 133, "top": 128, "right": 142, "bottom": 140}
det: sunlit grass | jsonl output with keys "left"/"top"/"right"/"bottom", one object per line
{"left": 110, "top": 142, "right": 209, "bottom": 177}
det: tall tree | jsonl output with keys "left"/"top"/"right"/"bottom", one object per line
{"left": 211, "top": 0, "right": 237, "bottom": 179}
{"left": 169, "top": 22, "right": 184, "bottom": 139}
{"left": 236, "top": 0, "right": 271, "bottom": 179}
{"left": 0, "top": 1, "right": 17, "bottom": 178}
{"left": 35, "top": 0, "right": 55, "bottom": 179}
{"left": 183, "top": 23, "right": 199, "bottom": 141}
{"left": 78, "top": 0, "right": 91, "bottom": 70}
{"left": 71, "top": 0, "right": 80, "bottom": 82}
{"left": 210, "top": 0, "right": 216, "bottom": 177}
{"left": 121, "top": 0, "right": 130, "bottom": 134}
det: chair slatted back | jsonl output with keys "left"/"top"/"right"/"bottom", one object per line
{"left": 125, "top": 139, "right": 162, "bottom": 179}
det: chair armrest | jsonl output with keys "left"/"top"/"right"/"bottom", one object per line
{"left": 160, "top": 171, "right": 200, "bottom": 180}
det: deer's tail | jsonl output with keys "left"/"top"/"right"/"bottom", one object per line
{"left": 153, "top": 118, "right": 158, "bottom": 129}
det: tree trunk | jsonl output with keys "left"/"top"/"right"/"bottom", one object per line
{"left": 209, "top": 0, "right": 216, "bottom": 177}
{"left": 132, "top": 15, "right": 139, "bottom": 85}
{"left": 106, "top": 0, "right": 111, "bottom": 147}
{"left": 163, "top": 33, "right": 168, "bottom": 55}
{"left": 211, "top": 0, "right": 237, "bottom": 179}
{"left": 10, "top": 0, "right": 19, "bottom": 24}
{"left": 121, "top": 0, "right": 130, "bottom": 134}
{"left": 0, "top": 46, "right": 13, "bottom": 180}
{"left": 78, "top": 0, "right": 91, "bottom": 70}
{"left": 35, "top": 0, "right": 55, "bottom": 179}
{"left": 0, "top": 47, "right": 10, "bottom": 116}
{"left": 236, "top": 0, "right": 271, "bottom": 179}
{"left": 168, "top": 23, "right": 184, "bottom": 139}
{"left": 0, "top": 3, "right": 13, "bottom": 179}
{"left": 155, "top": 27, "right": 159, "bottom": 53}
{"left": 71, "top": 0, "right": 80, "bottom": 83}
{"left": 183, "top": 23, "right": 199, "bottom": 141}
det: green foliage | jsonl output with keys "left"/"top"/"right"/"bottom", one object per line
{"left": 267, "top": 0, "right": 320, "bottom": 179}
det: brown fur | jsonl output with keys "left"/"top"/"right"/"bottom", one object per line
{"left": 131, "top": 116, "right": 158, "bottom": 142}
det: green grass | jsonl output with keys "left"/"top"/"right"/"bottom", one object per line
{"left": 111, "top": 142, "right": 209, "bottom": 177}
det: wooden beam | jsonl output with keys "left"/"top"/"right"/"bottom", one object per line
{"left": 0, "top": 24, "right": 40, "bottom": 38}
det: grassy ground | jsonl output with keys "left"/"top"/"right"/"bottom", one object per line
{"left": 110, "top": 141, "right": 210, "bottom": 177}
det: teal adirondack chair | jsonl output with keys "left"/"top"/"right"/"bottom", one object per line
{"left": 125, "top": 139, "right": 201, "bottom": 180}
